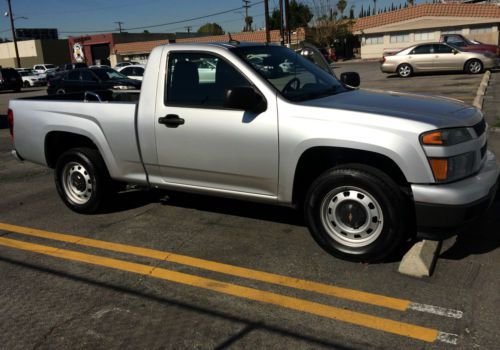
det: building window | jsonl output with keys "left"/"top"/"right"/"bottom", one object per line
{"left": 442, "top": 28, "right": 462, "bottom": 35}
{"left": 470, "top": 26, "right": 492, "bottom": 34}
{"left": 363, "top": 36, "right": 384, "bottom": 45}
{"left": 414, "top": 31, "right": 434, "bottom": 41}
{"left": 390, "top": 33, "right": 409, "bottom": 43}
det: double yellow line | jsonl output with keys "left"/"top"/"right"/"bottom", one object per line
{"left": 0, "top": 222, "right": 444, "bottom": 343}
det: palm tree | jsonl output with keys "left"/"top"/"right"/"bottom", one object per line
{"left": 337, "top": 0, "right": 347, "bottom": 18}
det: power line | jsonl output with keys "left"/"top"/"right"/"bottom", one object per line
{"left": 59, "top": 1, "right": 264, "bottom": 34}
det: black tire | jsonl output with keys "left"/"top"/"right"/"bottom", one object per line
{"left": 23, "top": 81, "right": 30, "bottom": 88}
{"left": 55, "top": 147, "right": 113, "bottom": 214}
{"left": 465, "top": 59, "right": 483, "bottom": 74}
{"left": 304, "top": 165, "right": 409, "bottom": 262}
{"left": 397, "top": 63, "right": 413, "bottom": 78}
{"left": 56, "top": 88, "right": 66, "bottom": 95}
{"left": 13, "top": 86, "right": 21, "bottom": 92}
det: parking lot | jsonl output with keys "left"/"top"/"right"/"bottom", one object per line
{"left": 0, "top": 67, "right": 499, "bottom": 350}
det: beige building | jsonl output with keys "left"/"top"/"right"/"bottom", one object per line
{"left": 0, "top": 39, "right": 69, "bottom": 68}
{"left": 353, "top": 4, "right": 500, "bottom": 59}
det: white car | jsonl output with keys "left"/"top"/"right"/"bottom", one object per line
{"left": 18, "top": 70, "right": 46, "bottom": 87}
{"left": 33, "top": 64, "right": 56, "bottom": 74}
{"left": 116, "top": 65, "right": 145, "bottom": 81}
{"left": 114, "top": 61, "right": 140, "bottom": 69}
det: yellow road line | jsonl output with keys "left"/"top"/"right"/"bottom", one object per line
{"left": 0, "top": 236, "right": 439, "bottom": 342}
{"left": 0, "top": 222, "right": 410, "bottom": 311}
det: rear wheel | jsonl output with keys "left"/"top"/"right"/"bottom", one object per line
{"left": 397, "top": 63, "right": 413, "bottom": 78}
{"left": 23, "top": 81, "right": 30, "bottom": 88}
{"left": 56, "top": 88, "right": 66, "bottom": 95}
{"left": 465, "top": 59, "right": 483, "bottom": 74}
{"left": 55, "top": 147, "right": 113, "bottom": 213}
{"left": 304, "top": 165, "right": 409, "bottom": 262}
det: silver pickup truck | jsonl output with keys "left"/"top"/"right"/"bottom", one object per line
{"left": 8, "top": 42, "right": 499, "bottom": 262}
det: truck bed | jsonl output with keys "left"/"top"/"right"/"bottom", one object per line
{"left": 21, "top": 90, "right": 140, "bottom": 103}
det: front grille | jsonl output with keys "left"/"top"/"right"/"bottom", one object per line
{"left": 473, "top": 119, "right": 486, "bottom": 137}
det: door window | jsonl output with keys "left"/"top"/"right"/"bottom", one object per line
{"left": 411, "top": 45, "right": 434, "bottom": 55}
{"left": 165, "top": 52, "right": 251, "bottom": 108}
{"left": 80, "top": 70, "right": 97, "bottom": 82}
{"left": 434, "top": 44, "right": 453, "bottom": 54}
{"left": 121, "top": 67, "right": 134, "bottom": 76}
{"left": 66, "top": 71, "right": 80, "bottom": 80}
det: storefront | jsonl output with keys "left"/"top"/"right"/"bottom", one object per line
{"left": 67, "top": 33, "right": 175, "bottom": 66}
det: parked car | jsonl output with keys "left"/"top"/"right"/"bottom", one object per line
{"left": 47, "top": 67, "right": 141, "bottom": 95}
{"left": 18, "top": 70, "right": 46, "bottom": 87}
{"left": 114, "top": 61, "right": 140, "bottom": 69}
{"left": 0, "top": 68, "right": 22, "bottom": 92}
{"left": 89, "top": 65, "right": 111, "bottom": 69}
{"left": 380, "top": 42, "right": 499, "bottom": 77}
{"left": 116, "top": 65, "right": 145, "bottom": 81}
{"left": 9, "top": 43, "right": 499, "bottom": 263}
{"left": 33, "top": 64, "right": 56, "bottom": 74}
{"left": 440, "top": 34, "right": 500, "bottom": 57}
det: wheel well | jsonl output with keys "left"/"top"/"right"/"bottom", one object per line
{"left": 463, "top": 58, "right": 481, "bottom": 70}
{"left": 292, "top": 147, "right": 410, "bottom": 206}
{"left": 45, "top": 131, "right": 98, "bottom": 168}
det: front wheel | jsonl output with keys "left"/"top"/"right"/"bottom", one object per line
{"left": 55, "top": 147, "right": 113, "bottom": 213}
{"left": 465, "top": 59, "right": 483, "bottom": 74}
{"left": 304, "top": 165, "right": 409, "bottom": 262}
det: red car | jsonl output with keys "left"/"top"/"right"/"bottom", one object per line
{"left": 440, "top": 34, "right": 500, "bottom": 57}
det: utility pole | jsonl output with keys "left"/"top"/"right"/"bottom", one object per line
{"left": 185, "top": 26, "right": 192, "bottom": 35}
{"left": 279, "top": 0, "right": 284, "bottom": 45}
{"left": 114, "top": 21, "right": 124, "bottom": 33}
{"left": 264, "top": 0, "right": 270, "bottom": 43}
{"left": 242, "top": 0, "right": 250, "bottom": 31}
{"left": 7, "top": 0, "right": 20, "bottom": 68}
{"left": 284, "top": 0, "right": 290, "bottom": 46}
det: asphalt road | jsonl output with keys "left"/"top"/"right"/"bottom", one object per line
{"left": 0, "top": 75, "right": 499, "bottom": 350}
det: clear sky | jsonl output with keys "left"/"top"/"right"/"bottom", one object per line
{"left": 0, "top": 0, "right": 424, "bottom": 39}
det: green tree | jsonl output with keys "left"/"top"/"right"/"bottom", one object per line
{"left": 336, "top": 0, "right": 347, "bottom": 18}
{"left": 268, "top": 1, "right": 313, "bottom": 30}
{"left": 197, "top": 22, "right": 225, "bottom": 35}
{"left": 244, "top": 16, "right": 253, "bottom": 31}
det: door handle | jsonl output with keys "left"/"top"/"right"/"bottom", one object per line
{"left": 158, "top": 114, "right": 185, "bottom": 128}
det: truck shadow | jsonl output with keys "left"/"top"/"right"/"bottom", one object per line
{"left": 105, "top": 188, "right": 304, "bottom": 227}
{"left": 439, "top": 196, "right": 500, "bottom": 260}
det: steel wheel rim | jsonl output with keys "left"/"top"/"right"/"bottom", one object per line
{"left": 399, "top": 65, "right": 411, "bottom": 77}
{"left": 62, "top": 161, "right": 93, "bottom": 205}
{"left": 469, "top": 61, "right": 481, "bottom": 73}
{"left": 320, "top": 186, "right": 384, "bottom": 248}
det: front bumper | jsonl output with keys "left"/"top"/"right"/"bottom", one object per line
{"left": 412, "top": 150, "right": 499, "bottom": 239}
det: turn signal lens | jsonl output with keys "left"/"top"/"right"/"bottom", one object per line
{"left": 429, "top": 159, "right": 448, "bottom": 181}
{"left": 422, "top": 131, "right": 443, "bottom": 145}
{"left": 421, "top": 128, "right": 473, "bottom": 146}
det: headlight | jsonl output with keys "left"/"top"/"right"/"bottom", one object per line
{"left": 112, "top": 85, "right": 135, "bottom": 90}
{"left": 427, "top": 152, "right": 475, "bottom": 182}
{"left": 420, "top": 128, "right": 472, "bottom": 146}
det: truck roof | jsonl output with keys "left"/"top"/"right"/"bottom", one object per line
{"left": 164, "top": 41, "right": 271, "bottom": 49}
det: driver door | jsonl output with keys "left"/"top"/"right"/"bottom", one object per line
{"left": 154, "top": 51, "right": 279, "bottom": 197}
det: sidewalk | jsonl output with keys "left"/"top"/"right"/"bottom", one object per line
{"left": 483, "top": 70, "right": 500, "bottom": 157}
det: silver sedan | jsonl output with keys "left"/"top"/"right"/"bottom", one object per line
{"left": 381, "top": 42, "right": 499, "bottom": 77}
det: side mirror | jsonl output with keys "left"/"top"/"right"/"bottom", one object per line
{"left": 340, "top": 72, "right": 360, "bottom": 88}
{"left": 224, "top": 87, "right": 267, "bottom": 114}
{"left": 453, "top": 49, "right": 458, "bottom": 55}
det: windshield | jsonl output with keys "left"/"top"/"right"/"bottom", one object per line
{"left": 232, "top": 45, "right": 345, "bottom": 102}
{"left": 45, "top": 64, "right": 55, "bottom": 69}
{"left": 92, "top": 68, "right": 128, "bottom": 80}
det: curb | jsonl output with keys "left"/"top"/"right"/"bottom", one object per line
{"left": 472, "top": 70, "right": 491, "bottom": 110}
{"left": 398, "top": 240, "right": 442, "bottom": 278}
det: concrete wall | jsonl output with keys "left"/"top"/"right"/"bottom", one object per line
{"left": 360, "top": 24, "right": 499, "bottom": 59}
{"left": 0, "top": 39, "right": 68, "bottom": 68}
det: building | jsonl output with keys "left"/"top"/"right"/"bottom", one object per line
{"left": 67, "top": 33, "right": 175, "bottom": 66}
{"left": 353, "top": 3, "right": 500, "bottom": 59}
{"left": 16, "top": 28, "right": 58, "bottom": 41}
{"left": 0, "top": 39, "right": 69, "bottom": 68}
{"left": 112, "top": 28, "right": 307, "bottom": 64}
